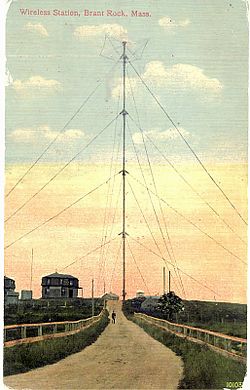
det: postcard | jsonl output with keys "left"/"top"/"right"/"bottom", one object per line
{"left": 4, "top": 1, "right": 248, "bottom": 389}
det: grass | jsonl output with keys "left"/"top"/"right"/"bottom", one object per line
{"left": 184, "top": 321, "right": 247, "bottom": 339}
{"left": 4, "top": 310, "right": 109, "bottom": 377}
{"left": 124, "top": 309, "right": 246, "bottom": 389}
{"left": 5, "top": 298, "right": 103, "bottom": 325}
{"left": 125, "top": 298, "right": 247, "bottom": 338}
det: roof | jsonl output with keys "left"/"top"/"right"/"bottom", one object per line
{"left": 43, "top": 272, "right": 78, "bottom": 279}
{"left": 141, "top": 296, "right": 160, "bottom": 308}
{"left": 102, "top": 292, "right": 119, "bottom": 298}
{"left": 4, "top": 276, "right": 15, "bottom": 282}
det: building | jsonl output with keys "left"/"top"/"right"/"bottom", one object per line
{"left": 136, "top": 290, "right": 145, "bottom": 298}
{"left": 102, "top": 292, "right": 119, "bottom": 301}
{"left": 20, "top": 290, "right": 33, "bottom": 300}
{"left": 4, "top": 276, "right": 19, "bottom": 305}
{"left": 41, "top": 272, "right": 81, "bottom": 299}
{"left": 141, "top": 296, "right": 160, "bottom": 312}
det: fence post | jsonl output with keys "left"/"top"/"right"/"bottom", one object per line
{"left": 21, "top": 326, "right": 26, "bottom": 339}
{"left": 38, "top": 326, "right": 42, "bottom": 337}
{"left": 4, "top": 328, "right": 7, "bottom": 341}
{"left": 53, "top": 324, "right": 57, "bottom": 334}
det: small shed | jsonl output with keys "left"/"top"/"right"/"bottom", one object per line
{"left": 20, "top": 290, "right": 33, "bottom": 300}
{"left": 136, "top": 290, "right": 145, "bottom": 298}
{"left": 102, "top": 292, "right": 119, "bottom": 301}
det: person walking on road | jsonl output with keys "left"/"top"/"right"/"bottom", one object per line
{"left": 111, "top": 310, "right": 117, "bottom": 324}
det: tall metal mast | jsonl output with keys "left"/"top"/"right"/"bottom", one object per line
{"left": 121, "top": 41, "right": 128, "bottom": 302}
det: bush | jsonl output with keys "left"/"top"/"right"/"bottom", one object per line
{"left": 4, "top": 310, "right": 109, "bottom": 376}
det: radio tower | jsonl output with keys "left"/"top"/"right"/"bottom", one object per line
{"left": 121, "top": 41, "right": 128, "bottom": 302}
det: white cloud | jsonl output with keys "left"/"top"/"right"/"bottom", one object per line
{"left": 111, "top": 77, "right": 137, "bottom": 99}
{"left": 43, "top": 127, "right": 85, "bottom": 141}
{"left": 9, "top": 126, "right": 86, "bottom": 143}
{"left": 74, "top": 24, "right": 128, "bottom": 40}
{"left": 5, "top": 68, "right": 13, "bottom": 86}
{"left": 132, "top": 127, "right": 189, "bottom": 145}
{"left": 24, "top": 22, "right": 49, "bottom": 37}
{"left": 11, "top": 76, "right": 61, "bottom": 95}
{"left": 8, "top": 128, "right": 37, "bottom": 142}
{"left": 144, "top": 62, "right": 222, "bottom": 93}
{"left": 112, "top": 61, "right": 222, "bottom": 97}
{"left": 158, "top": 16, "right": 190, "bottom": 31}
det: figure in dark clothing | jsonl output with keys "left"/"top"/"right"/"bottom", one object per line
{"left": 111, "top": 310, "right": 116, "bottom": 324}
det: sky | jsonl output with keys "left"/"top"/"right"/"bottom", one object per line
{"left": 4, "top": 0, "right": 248, "bottom": 302}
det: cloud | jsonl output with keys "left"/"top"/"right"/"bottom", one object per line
{"left": 5, "top": 68, "right": 13, "bottom": 87}
{"left": 143, "top": 62, "right": 222, "bottom": 93}
{"left": 112, "top": 61, "right": 222, "bottom": 97}
{"left": 74, "top": 24, "right": 128, "bottom": 41}
{"left": 8, "top": 128, "right": 37, "bottom": 142}
{"left": 9, "top": 126, "right": 86, "bottom": 143}
{"left": 24, "top": 22, "right": 49, "bottom": 37}
{"left": 111, "top": 77, "right": 137, "bottom": 99}
{"left": 11, "top": 76, "right": 61, "bottom": 95}
{"left": 158, "top": 16, "right": 190, "bottom": 31}
{"left": 132, "top": 127, "right": 189, "bottom": 145}
{"left": 43, "top": 127, "right": 85, "bottom": 141}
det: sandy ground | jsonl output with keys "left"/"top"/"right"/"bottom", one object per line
{"left": 4, "top": 302, "right": 183, "bottom": 390}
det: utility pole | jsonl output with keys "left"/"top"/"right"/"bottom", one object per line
{"left": 163, "top": 267, "right": 166, "bottom": 295}
{"left": 168, "top": 270, "right": 171, "bottom": 293}
{"left": 103, "top": 280, "right": 106, "bottom": 295}
{"left": 91, "top": 279, "right": 95, "bottom": 316}
{"left": 121, "top": 41, "right": 128, "bottom": 302}
{"left": 30, "top": 248, "right": 33, "bottom": 291}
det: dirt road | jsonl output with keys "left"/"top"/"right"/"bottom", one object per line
{"left": 4, "top": 302, "right": 183, "bottom": 389}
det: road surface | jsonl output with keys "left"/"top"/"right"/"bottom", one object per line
{"left": 4, "top": 301, "right": 183, "bottom": 389}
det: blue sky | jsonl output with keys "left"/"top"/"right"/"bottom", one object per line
{"left": 6, "top": 0, "right": 248, "bottom": 164}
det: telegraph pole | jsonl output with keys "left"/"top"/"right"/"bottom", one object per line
{"left": 30, "top": 248, "right": 33, "bottom": 291}
{"left": 163, "top": 267, "right": 166, "bottom": 295}
{"left": 91, "top": 279, "right": 95, "bottom": 316}
{"left": 121, "top": 41, "right": 128, "bottom": 302}
{"left": 168, "top": 270, "right": 171, "bottom": 293}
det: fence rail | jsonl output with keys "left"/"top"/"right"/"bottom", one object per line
{"left": 134, "top": 313, "right": 247, "bottom": 361}
{"left": 4, "top": 310, "right": 105, "bottom": 348}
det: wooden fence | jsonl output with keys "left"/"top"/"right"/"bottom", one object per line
{"left": 134, "top": 313, "right": 247, "bottom": 362}
{"left": 4, "top": 310, "right": 105, "bottom": 348}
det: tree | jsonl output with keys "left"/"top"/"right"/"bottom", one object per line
{"left": 157, "top": 291, "right": 184, "bottom": 321}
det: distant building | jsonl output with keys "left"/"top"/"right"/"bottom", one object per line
{"left": 102, "top": 292, "right": 119, "bottom": 301}
{"left": 141, "top": 296, "right": 159, "bottom": 311}
{"left": 4, "top": 276, "right": 19, "bottom": 305}
{"left": 20, "top": 290, "right": 33, "bottom": 300}
{"left": 136, "top": 290, "right": 145, "bottom": 298}
{"left": 41, "top": 272, "right": 81, "bottom": 299}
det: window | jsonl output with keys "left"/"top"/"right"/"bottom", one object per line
{"left": 61, "top": 288, "right": 66, "bottom": 296}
